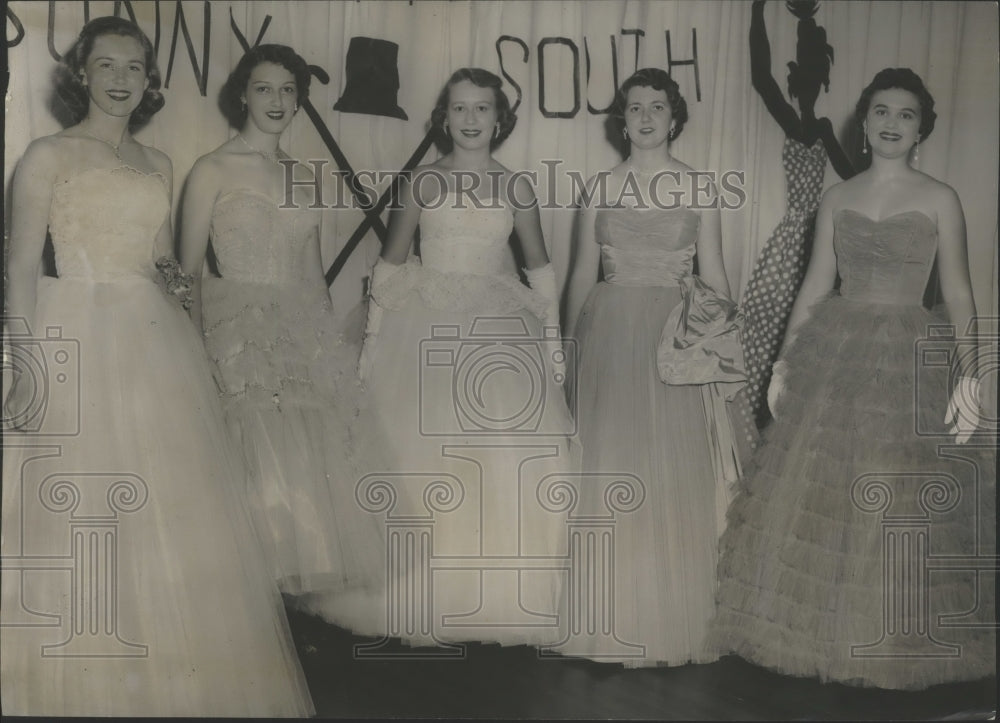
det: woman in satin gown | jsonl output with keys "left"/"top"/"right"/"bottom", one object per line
{"left": 180, "top": 44, "right": 385, "bottom": 635}
{"left": 708, "top": 68, "right": 996, "bottom": 689}
{"left": 357, "top": 68, "right": 576, "bottom": 648}
{"left": 1, "top": 18, "right": 313, "bottom": 716}
{"left": 561, "top": 68, "right": 742, "bottom": 668}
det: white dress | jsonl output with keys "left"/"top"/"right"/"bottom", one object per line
{"left": 200, "top": 188, "right": 386, "bottom": 634}
{"left": 1, "top": 165, "right": 314, "bottom": 716}
{"left": 360, "top": 192, "right": 578, "bottom": 647}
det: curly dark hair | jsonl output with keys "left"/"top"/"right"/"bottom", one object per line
{"left": 218, "top": 44, "right": 312, "bottom": 129}
{"left": 855, "top": 67, "right": 937, "bottom": 141}
{"left": 609, "top": 68, "right": 688, "bottom": 156}
{"left": 429, "top": 68, "right": 516, "bottom": 154}
{"left": 53, "top": 16, "right": 164, "bottom": 130}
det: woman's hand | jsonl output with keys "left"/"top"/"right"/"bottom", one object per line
{"left": 944, "top": 376, "right": 982, "bottom": 444}
{"left": 766, "top": 359, "right": 789, "bottom": 417}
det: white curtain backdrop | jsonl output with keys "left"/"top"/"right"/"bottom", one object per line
{"left": 5, "top": 0, "right": 998, "bottom": 325}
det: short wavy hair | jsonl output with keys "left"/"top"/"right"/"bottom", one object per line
{"left": 855, "top": 67, "right": 937, "bottom": 142}
{"left": 429, "top": 68, "right": 517, "bottom": 154}
{"left": 609, "top": 68, "right": 688, "bottom": 157}
{"left": 53, "top": 16, "right": 164, "bottom": 130}
{"left": 218, "top": 44, "right": 312, "bottom": 129}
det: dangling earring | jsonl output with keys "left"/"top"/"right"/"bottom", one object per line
{"left": 294, "top": 102, "right": 299, "bottom": 113}
{"left": 911, "top": 142, "right": 920, "bottom": 168}
{"left": 861, "top": 122, "right": 869, "bottom": 155}
{"left": 622, "top": 127, "right": 629, "bottom": 140}
{"left": 668, "top": 125, "right": 677, "bottom": 141}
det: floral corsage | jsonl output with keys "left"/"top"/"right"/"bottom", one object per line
{"left": 155, "top": 256, "right": 195, "bottom": 310}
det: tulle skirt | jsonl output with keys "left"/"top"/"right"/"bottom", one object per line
{"left": 1, "top": 275, "right": 314, "bottom": 716}
{"left": 708, "top": 295, "right": 997, "bottom": 689}
{"left": 560, "top": 281, "right": 723, "bottom": 667}
{"left": 355, "top": 267, "right": 578, "bottom": 647}
{"left": 202, "top": 278, "right": 387, "bottom": 634}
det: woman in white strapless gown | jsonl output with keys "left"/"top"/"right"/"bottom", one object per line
{"left": 180, "top": 44, "right": 386, "bottom": 635}
{"left": 358, "top": 68, "right": 577, "bottom": 648}
{"left": 1, "top": 19, "right": 313, "bottom": 716}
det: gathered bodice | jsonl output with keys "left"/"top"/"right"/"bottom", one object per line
{"left": 48, "top": 166, "right": 169, "bottom": 281}
{"left": 834, "top": 210, "right": 937, "bottom": 306}
{"left": 418, "top": 193, "right": 515, "bottom": 276}
{"left": 210, "top": 189, "right": 317, "bottom": 285}
{"left": 595, "top": 206, "right": 700, "bottom": 287}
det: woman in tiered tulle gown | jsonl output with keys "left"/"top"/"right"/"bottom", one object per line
{"left": 708, "top": 68, "right": 996, "bottom": 689}
{"left": 357, "top": 68, "right": 576, "bottom": 647}
{"left": 562, "top": 68, "right": 744, "bottom": 667}
{"left": 180, "top": 44, "right": 385, "bottom": 635}
{"left": 1, "top": 19, "right": 313, "bottom": 716}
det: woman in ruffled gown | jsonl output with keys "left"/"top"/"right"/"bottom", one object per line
{"left": 180, "top": 44, "right": 385, "bottom": 635}
{"left": 2, "top": 18, "right": 313, "bottom": 716}
{"left": 357, "top": 68, "right": 576, "bottom": 648}
{"left": 561, "top": 68, "right": 743, "bottom": 667}
{"left": 708, "top": 68, "right": 996, "bottom": 689}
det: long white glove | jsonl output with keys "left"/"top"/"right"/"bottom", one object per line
{"left": 525, "top": 263, "right": 566, "bottom": 386}
{"left": 358, "top": 259, "right": 401, "bottom": 383}
{"left": 944, "top": 376, "right": 982, "bottom": 444}
{"left": 766, "top": 359, "right": 789, "bottom": 418}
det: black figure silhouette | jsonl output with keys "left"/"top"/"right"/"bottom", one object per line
{"left": 739, "top": 0, "right": 855, "bottom": 429}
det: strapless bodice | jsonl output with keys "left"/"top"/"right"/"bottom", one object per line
{"left": 48, "top": 166, "right": 169, "bottom": 281}
{"left": 834, "top": 210, "right": 938, "bottom": 306}
{"left": 418, "top": 193, "right": 515, "bottom": 276}
{"left": 210, "top": 189, "right": 316, "bottom": 285}
{"left": 595, "top": 206, "right": 700, "bottom": 286}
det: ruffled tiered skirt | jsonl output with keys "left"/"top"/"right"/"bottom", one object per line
{"left": 201, "top": 278, "right": 386, "bottom": 633}
{"left": 1, "top": 276, "right": 314, "bottom": 716}
{"left": 708, "top": 295, "right": 996, "bottom": 689}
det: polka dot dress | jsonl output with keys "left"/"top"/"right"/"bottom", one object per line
{"left": 739, "top": 137, "right": 828, "bottom": 432}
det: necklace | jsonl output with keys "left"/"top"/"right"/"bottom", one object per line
{"left": 81, "top": 129, "right": 125, "bottom": 160}
{"left": 237, "top": 134, "right": 282, "bottom": 163}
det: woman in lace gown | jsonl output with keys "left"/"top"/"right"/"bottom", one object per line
{"left": 1, "top": 18, "right": 312, "bottom": 716}
{"left": 562, "top": 68, "right": 741, "bottom": 667}
{"left": 180, "top": 44, "right": 385, "bottom": 635}
{"left": 357, "top": 68, "right": 575, "bottom": 648}
{"left": 708, "top": 68, "right": 996, "bottom": 689}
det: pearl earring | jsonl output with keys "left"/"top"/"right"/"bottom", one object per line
{"left": 911, "top": 142, "right": 919, "bottom": 168}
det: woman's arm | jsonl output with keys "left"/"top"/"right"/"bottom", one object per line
{"left": 510, "top": 174, "right": 550, "bottom": 270}
{"left": 380, "top": 172, "right": 423, "bottom": 264}
{"left": 695, "top": 181, "right": 732, "bottom": 299}
{"left": 178, "top": 156, "right": 220, "bottom": 330}
{"left": 564, "top": 188, "right": 601, "bottom": 339}
{"left": 934, "top": 185, "right": 978, "bottom": 378}
{"left": 6, "top": 139, "right": 59, "bottom": 335}
{"left": 779, "top": 185, "right": 839, "bottom": 354}
{"left": 5, "top": 138, "right": 60, "bottom": 418}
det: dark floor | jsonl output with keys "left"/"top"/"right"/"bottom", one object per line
{"left": 286, "top": 608, "right": 997, "bottom": 720}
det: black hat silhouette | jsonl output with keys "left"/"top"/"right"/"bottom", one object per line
{"left": 333, "top": 37, "right": 408, "bottom": 121}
